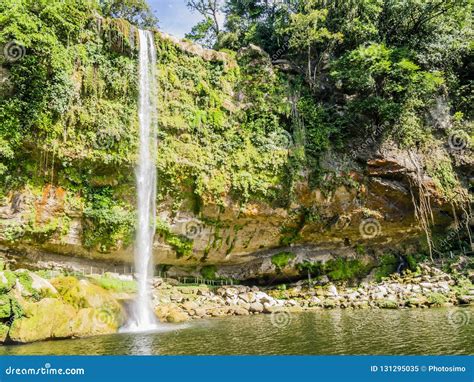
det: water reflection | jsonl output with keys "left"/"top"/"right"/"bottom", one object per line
{"left": 1, "top": 308, "right": 472, "bottom": 355}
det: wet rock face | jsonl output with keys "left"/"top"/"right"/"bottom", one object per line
{"left": 0, "top": 139, "right": 466, "bottom": 279}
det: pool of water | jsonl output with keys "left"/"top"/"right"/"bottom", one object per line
{"left": 1, "top": 307, "right": 472, "bottom": 355}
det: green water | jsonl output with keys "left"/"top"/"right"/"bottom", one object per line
{"left": 1, "top": 308, "right": 472, "bottom": 355}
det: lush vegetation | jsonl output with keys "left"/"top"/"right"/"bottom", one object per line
{"left": 0, "top": 0, "right": 472, "bottom": 257}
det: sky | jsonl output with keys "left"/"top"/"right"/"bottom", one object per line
{"left": 148, "top": 0, "right": 207, "bottom": 38}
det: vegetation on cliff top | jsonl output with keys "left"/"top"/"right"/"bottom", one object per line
{"left": 0, "top": 0, "right": 472, "bottom": 255}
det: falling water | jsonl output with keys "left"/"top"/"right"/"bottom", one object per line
{"left": 122, "top": 29, "right": 158, "bottom": 332}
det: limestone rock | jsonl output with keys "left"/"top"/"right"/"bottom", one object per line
{"left": 327, "top": 285, "right": 338, "bottom": 297}
{"left": 29, "top": 272, "right": 58, "bottom": 295}
{"left": 166, "top": 309, "right": 189, "bottom": 323}
{"left": 249, "top": 302, "right": 264, "bottom": 313}
{"left": 9, "top": 298, "right": 76, "bottom": 343}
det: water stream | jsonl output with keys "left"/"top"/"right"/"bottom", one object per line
{"left": 122, "top": 29, "right": 158, "bottom": 332}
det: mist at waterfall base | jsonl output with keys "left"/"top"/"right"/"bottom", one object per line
{"left": 121, "top": 29, "right": 159, "bottom": 333}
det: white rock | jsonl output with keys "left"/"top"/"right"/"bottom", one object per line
{"left": 327, "top": 285, "right": 338, "bottom": 296}
{"left": 376, "top": 286, "right": 388, "bottom": 295}
{"left": 249, "top": 302, "right": 264, "bottom": 313}
{"left": 29, "top": 272, "right": 57, "bottom": 294}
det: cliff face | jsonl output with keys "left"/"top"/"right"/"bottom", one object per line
{"left": 0, "top": 18, "right": 471, "bottom": 281}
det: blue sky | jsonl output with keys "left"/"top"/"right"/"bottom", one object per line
{"left": 148, "top": 0, "right": 203, "bottom": 38}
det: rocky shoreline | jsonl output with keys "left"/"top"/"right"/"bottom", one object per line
{"left": 0, "top": 263, "right": 472, "bottom": 344}
{"left": 152, "top": 264, "right": 474, "bottom": 323}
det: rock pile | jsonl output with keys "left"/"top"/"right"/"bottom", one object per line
{"left": 152, "top": 264, "right": 474, "bottom": 323}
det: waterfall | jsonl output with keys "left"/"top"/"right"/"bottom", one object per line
{"left": 122, "top": 29, "right": 158, "bottom": 332}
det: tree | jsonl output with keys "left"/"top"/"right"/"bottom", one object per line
{"left": 282, "top": 2, "right": 343, "bottom": 89}
{"left": 186, "top": 0, "right": 221, "bottom": 47}
{"left": 100, "top": 0, "right": 158, "bottom": 28}
{"left": 185, "top": 17, "right": 216, "bottom": 48}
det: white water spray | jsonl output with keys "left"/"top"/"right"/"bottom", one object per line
{"left": 122, "top": 29, "right": 158, "bottom": 332}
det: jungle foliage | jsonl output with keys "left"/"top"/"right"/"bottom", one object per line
{"left": 0, "top": 0, "right": 472, "bottom": 252}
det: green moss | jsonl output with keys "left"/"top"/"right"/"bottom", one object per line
{"left": 0, "top": 271, "right": 16, "bottom": 294}
{"left": 51, "top": 277, "right": 87, "bottom": 309}
{"left": 92, "top": 275, "right": 137, "bottom": 293}
{"left": 325, "top": 258, "right": 372, "bottom": 282}
{"left": 0, "top": 322, "right": 9, "bottom": 342}
{"left": 83, "top": 188, "right": 135, "bottom": 252}
{"left": 298, "top": 258, "right": 373, "bottom": 282}
{"left": 10, "top": 297, "right": 23, "bottom": 319}
{"left": 374, "top": 254, "right": 399, "bottom": 282}
{"left": 0, "top": 295, "right": 11, "bottom": 319}
{"left": 14, "top": 271, "right": 40, "bottom": 300}
{"left": 427, "top": 293, "right": 448, "bottom": 306}
{"left": 297, "top": 260, "right": 325, "bottom": 276}
{"left": 355, "top": 244, "right": 366, "bottom": 256}
{"left": 405, "top": 254, "right": 419, "bottom": 272}
{"left": 156, "top": 219, "right": 193, "bottom": 258}
{"left": 426, "top": 156, "right": 464, "bottom": 202}
{"left": 271, "top": 252, "right": 296, "bottom": 271}
{"left": 200, "top": 265, "right": 217, "bottom": 280}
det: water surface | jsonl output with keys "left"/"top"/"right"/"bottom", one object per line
{"left": 1, "top": 308, "right": 472, "bottom": 355}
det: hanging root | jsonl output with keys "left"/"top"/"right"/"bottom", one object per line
{"left": 407, "top": 150, "right": 473, "bottom": 260}
{"left": 408, "top": 150, "right": 435, "bottom": 261}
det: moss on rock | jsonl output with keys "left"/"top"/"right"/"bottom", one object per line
{"left": 0, "top": 295, "right": 11, "bottom": 319}
{"left": 9, "top": 298, "right": 76, "bottom": 343}
{"left": 271, "top": 252, "right": 296, "bottom": 271}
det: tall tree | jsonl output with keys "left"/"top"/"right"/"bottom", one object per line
{"left": 100, "top": 0, "right": 158, "bottom": 28}
{"left": 185, "top": 0, "right": 221, "bottom": 47}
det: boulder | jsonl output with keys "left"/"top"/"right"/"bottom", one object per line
{"left": 9, "top": 298, "right": 76, "bottom": 343}
{"left": 52, "top": 277, "right": 121, "bottom": 311}
{"left": 29, "top": 272, "right": 57, "bottom": 295}
{"left": 376, "top": 286, "right": 388, "bottom": 295}
{"left": 249, "top": 302, "right": 264, "bottom": 313}
{"left": 233, "top": 307, "right": 250, "bottom": 316}
{"left": 0, "top": 323, "right": 9, "bottom": 343}
{"left": 166, "top": 309, "right": 189, "bottom": 323}
{"left": 308, "top": 296, "right": 322, "bottom": 307}
{"left": 458, "top": 295, "right": 474, "bottom": 305}
{"left": 327, "top": 285, "right": 338, "bottom": 297}
{"left": 420, "top": 282, "right": 433, "bottom": 290}
{"left": 155, "top": 305, "right": 171, "bottom": 321}
{"left": 71, "top": 307, "right": 119, "bottom": 337}
{"left": 194, "top": 307, "right": 207, "bottom": 317}
{"left": 239, "top": 292, "right": 256, "bottom": 303}
{"left": 323, "top": 299, "right": 338, "bottom": 308}
{"left": 182, "top": 301, "right": 198, "bottom": 312}
{"left": 376, "top": 299, "right": 398, "bottom": 309}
